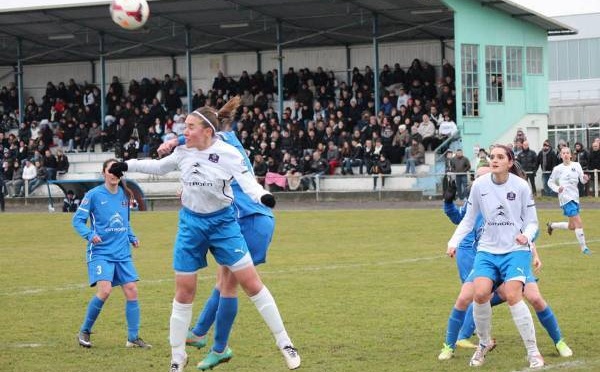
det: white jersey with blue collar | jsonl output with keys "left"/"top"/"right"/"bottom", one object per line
{"left": 127, "top": 139, "right": 269, "bottom": 214}
{"left": 448, "top": 173, "right": 538, "bottom": 254}
{"left": 547, "top": 161, "right": 586, "bottom": 206}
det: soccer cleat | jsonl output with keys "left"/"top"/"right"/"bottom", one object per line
{"left": 126, "top": 337, "right": 152, "bottom": 349}
{"left": 186, "top": 330, "right": 207, "bottom": 349}
{"left": 170, "top": 356, "right": 188, "bottom": 372}
{"left": 456, "top": 339, "right": 478, "bottom": 349}
{"left": 582, "top": 246, "right": 592, "bottom": 255}
{"left": 556, "top": 339, "right": 573, "bottom": 357}
{"left": 546, "top": 222, "right": 553, "bottom": 236}
{"left": 281, "top": 345, "right": 301, "bottom": 370}
{"left": 438, "top": 343, "right": 455, "bottom": 360}
{"left": 197, "top": 347, "right": 233, "bottom": 371}
{"left": 469, "top": 341, "right": 496, "bottom": 367}
{"left": 78, "top": 331, "right": 92, "bottom": 348}
{"left": 528, "top": 353, "right": 545, "bottom": 369}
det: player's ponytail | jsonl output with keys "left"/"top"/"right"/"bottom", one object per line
{"left": 215, "top": 96, "right": 241, "bottom": 132}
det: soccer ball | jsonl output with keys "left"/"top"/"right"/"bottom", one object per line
{"left": 109, "top": 0, "right": 150, "bottom": 30}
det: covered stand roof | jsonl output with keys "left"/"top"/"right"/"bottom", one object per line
{"left": 0, "top": 0, "right": 574, "bottom": 66}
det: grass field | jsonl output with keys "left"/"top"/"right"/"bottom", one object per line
{"left": 0, "top": 208, "right": 599, "bottom": 372}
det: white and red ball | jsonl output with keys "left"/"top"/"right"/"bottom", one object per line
{"left": 110, "top": 0, "right": 150, "bottom": 30}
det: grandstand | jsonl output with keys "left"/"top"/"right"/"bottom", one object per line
{"left": 0, "top": 0, "right": 582, "bottom": 208}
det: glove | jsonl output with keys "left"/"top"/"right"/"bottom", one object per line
{"left": 443, "top": 178, "right": 457, "bottom": 203}
{"left": 260, "top": 194, "right": 276, "bottom": 208}
{"left": 108, "top": 162, "right": 128, "bottom": 178}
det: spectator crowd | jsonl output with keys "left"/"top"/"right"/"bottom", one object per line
{"left": 1, "top": 58, "right": 598, "bottom": 201}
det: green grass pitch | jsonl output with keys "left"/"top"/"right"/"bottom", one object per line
{"left": 0, "top": 208, "right": 598, "bottom": 371}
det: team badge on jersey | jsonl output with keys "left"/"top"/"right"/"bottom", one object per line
{"left": 208, "top": 153, "right": 220, "bottom": 163}
{"left": 506, "top": 191, "right": 516, "bottom": 201}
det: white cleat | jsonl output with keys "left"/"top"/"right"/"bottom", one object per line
{"left": 469, "top": 341, "right": 496, "bottom": 367}
{"left": 281, "top": 345, "right": 301, "bottom": 370}
{"left": 169, "top": 356, "right": 188, "bottom": 372}
{"left": 528, "top": 353, "right": 545, "bottom": 369}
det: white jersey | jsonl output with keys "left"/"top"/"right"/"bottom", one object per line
{"left": 126, "top": 139, "right": 268, "bottom": 214}
{"left": 547, "top": 161, "right": 586, "bottom": 206}
{"left": 448, "top": 173, "right": 538, "bottom": 254}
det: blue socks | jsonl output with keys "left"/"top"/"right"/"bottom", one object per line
{"left": 445, "top": 308, "right": 466, "bottom": 348}
{"left": 126, "top": 300, "right": 140, "bottom": 341}
{"left": 213, "top": 297, "right": 238, "bottom": 353}
{"left": 81, "top": 296, "right": 105, "bottom": 333}
{"left": 537, "top": 306, "right": 562, "bottom": 344}
{"left": 192, "top": 288, "right": 221, "bottom": 337}
{"left": 457, "top": 304, "right": 475, "bottom": 341}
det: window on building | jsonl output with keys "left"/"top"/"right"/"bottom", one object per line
{"left": 461, "top": 44, "right": 479, "bottom": 117}
{"left": 526, "top": 46, "right": 543, "bottom": 75}
{"left": 506, "top": 46, "right": 523, "bottom": 88}
{"left": 486, "top": 45, "right": 504, "bottom": 102}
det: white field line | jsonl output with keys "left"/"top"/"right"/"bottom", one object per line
{"left": 2, "top": 239, "right": 597, "bottom": 297}
{"left": 511, "top": 359, "right": 588, "bottom": 371}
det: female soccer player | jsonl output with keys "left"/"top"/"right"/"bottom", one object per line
{"left": 157, "top": 97, "right": 300, "bottom": 371}
{"left": 546, "top": 146, "right": 591, "bottom": 254}
{"left": 109, "top": 98, "right": 300, "bottom": 372}
{"left": 73, "top": 159, "right": 151, "bottom": 349}
{"left": 439, "top": 166, "right": 572, "bottom": 361}
{"left": 447, "top": 145, "right": 544, "bottom": 369}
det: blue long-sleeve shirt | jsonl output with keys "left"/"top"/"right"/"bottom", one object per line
{"left": 73, "top": 184, "right": 137, "bottom": 262}
{"left": 443, "top": 201, "right": 482, "bottom": 251}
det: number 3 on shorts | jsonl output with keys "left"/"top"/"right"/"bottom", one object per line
{"left": 96, "top": 265, "right": 102, "bottom": 275}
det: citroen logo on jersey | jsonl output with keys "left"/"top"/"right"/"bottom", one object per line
{"left": 487, "top": 205, "right": 514, "bottom": 227}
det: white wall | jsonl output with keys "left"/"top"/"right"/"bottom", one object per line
{"left": 10, "top": 38, "right": 456, "bottom": 103}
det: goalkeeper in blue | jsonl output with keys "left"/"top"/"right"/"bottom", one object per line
{"left": 73, "top": 159, "right": 151, "bottom": 350}
{"left": 110, "top": 96, "right": 300, "bottom": 372}
{"left": 439, "top": 165, "right": 572, "bottom": 362}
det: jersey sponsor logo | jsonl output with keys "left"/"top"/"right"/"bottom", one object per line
{"left": 506, "top": 191, "right": 516, "bottom": 201}
{"left": 106, "top": 212, "right": 127, "bottom": 232}
{"left": 488, "top": 204, "right": 515, "bottom": 227}
{"left": 208, "top": 153, "right": 220, "bottom": 163}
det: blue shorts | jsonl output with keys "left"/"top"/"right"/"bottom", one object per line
{"left": 472, "top": 250, "right": 531, "bottom": 284}
{"left": 238, "top": 214, "right": 274, "bottom": 265}
{"left": 456, "top": 247, "right": 476, "bottom": 283}
{"left": 562, "top": 201, "right": 579, "bottom": 217}
{"left": 173, "top": 207, "right": 249, "bottom": 273}
{"left": 87, "top": 259, "right": 138, "bottom": 287}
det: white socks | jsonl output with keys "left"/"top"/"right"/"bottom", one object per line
{"left": 550, "top": 222, "right": 568, "bottom": 230}
{"left": 509, "top": 300, "right": 540, "bottom": 356}
{"left": 473, "top": 301, "right": 492, "bottom": 346}
{"left": 575, "top": 228, "right": 587, "bottom": 248}
{"left": 250, "top": 286, "right": 292, "bottom": 349}
{"left": 170, "top": 300, "right": 193, "bottom": 364}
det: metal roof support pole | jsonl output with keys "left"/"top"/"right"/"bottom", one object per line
{"left": 185, "top": 27, "right": 193, "bottom": 112}
{"left": 276, "top": 20, "right": 284, "bottom": 125}
{"left": 372, "top": 13, "right": 380, "bottom": 117}
{"left": 256, "top": 50, "right": 262, "bottom": 74}
{"left": 90, "top": 61, "right": 96, "bottom": 84}
{"left": 99, "top": 32, "right": 107, "bottom": 131}
{"left": 440, "top": 38, "right": 446, "bottom": 63}
{"left": 16, "top": 38, "right": 24, "bottom": 125}
{"left": 345, "top": 44, "right": 351, "bottom": 87}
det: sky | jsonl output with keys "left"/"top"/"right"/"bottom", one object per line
{"left": 0, "top": 0, "right": 599, "bottom": 17}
